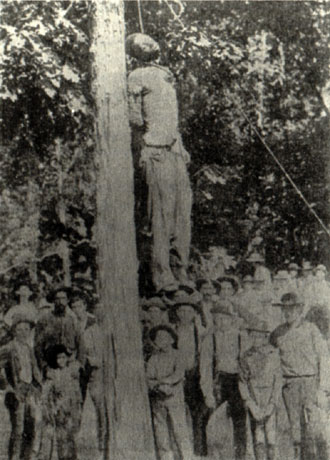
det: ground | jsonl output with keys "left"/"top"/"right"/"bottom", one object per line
{"left": 0, "top": 390, "right": 294, "bottom": 460}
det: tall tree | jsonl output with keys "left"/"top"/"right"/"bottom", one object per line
{"left": 91, "top": 1, "right": 156, "bottom": 459}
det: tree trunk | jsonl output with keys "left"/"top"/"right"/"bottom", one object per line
{"left": 91, "top": 2, "right": 156, "bottom": 460}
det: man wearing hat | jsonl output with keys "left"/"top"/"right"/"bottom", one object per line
{"left": 287, "top": 263, "right": 299, "bottom": 290}
{"left": 141, "top": 296, "right": 169, "bottom": 360}
{"left": 196, "top": 278, "right": 220, "bottom": 332}
{"left": 4, "top": 284, "right": 38, "bottom": 346}
{"left": 270, "top": 293, "right": 329, "bottom": 459}
{"left": 239, "top": 320, "right": 282, "bottom": 460}
{"left": 246, "top": 252, "right": 272, "bottom": 287}
{"left": 0, "top": 313, "right": 42, "bottom": 460}
{"left": 34, "top": 287, "right": 82, "bottom": 375}
{"left": 126, "top": 33, "right": 192, "bottom": 293}
{"left": 308, "top": 265, "right": 330, "bottom": 313}
{"left": 199, "top": 304, "right": 247, "bottom": 460}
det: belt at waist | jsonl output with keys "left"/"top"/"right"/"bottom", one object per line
{"left": 284, "top": 374, "right": 316, "bottom": 379}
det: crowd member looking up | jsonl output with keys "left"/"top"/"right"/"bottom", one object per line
{"left": 270, "top": 292, "right": 329, "bottom": 460}
{"left": 146, "top": 325, "right": 193, "bottom": 460}
{"left": 0, "top": 313, "right": 42, "bottom": 460}
{"left": 34, "top": 287, "right": 82, "bottom": 375}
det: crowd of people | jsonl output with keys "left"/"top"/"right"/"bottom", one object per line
{"left": 140, "top": 254, "right": 330, "bottom": 460}
{"left": 0, "top": 285, "right": 106, "bottom": 460}
{"left": 0, "top": 253, "right": 329, "bottom": 460}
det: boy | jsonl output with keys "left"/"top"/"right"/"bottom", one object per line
{"left": 200, "top": 304, "right": 246, "bottom": 460}
{"left": 239, "top": 321, "right": 282, "bottom": 460}
{"left": 147, "top": 325, "right": 193, "bottom": 460}
{"left": 39, "top": 344, "right": 82, "bottom": 460}
{"left": 0, "top": 313, "right": 42, "bottom": 460}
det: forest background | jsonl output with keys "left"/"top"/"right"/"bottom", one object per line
{"left": 0, "top": 0, "right": 329, "bottom": 308}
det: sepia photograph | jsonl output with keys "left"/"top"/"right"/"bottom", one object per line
{"left": 0, "top": 1, "right": 330, "bottom": 459}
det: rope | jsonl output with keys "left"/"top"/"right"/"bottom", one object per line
{"left": 161, "top": 2, "right": 330, "bottom": 239}
{"left": 137, "top": 0, "right": 144, "bottom": 34}
{"left": 228, "top": 94, "right": 330, "bottom": 239}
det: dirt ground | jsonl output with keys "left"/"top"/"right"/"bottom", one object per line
{"left": 0, "top": 391, "right": 294, "bottom": 460}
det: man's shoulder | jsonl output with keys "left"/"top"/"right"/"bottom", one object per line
{"left": 270, "top": 323, "right": 290, "bottom": 346}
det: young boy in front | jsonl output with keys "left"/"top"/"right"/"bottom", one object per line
{"left": 239, "top": 320, "right": 282, "bottom": 460}
{"left": 147, "top": 325, "right": 193, "bottom": 460}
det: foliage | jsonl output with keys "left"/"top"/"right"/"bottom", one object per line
{"left": 126, "top": 0, "right": 330, "bottom": 268}
{"left": 0, "top": 1, "right": 329, "bottom": 299}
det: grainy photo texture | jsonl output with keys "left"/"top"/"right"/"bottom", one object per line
{"left": 0, "top": 1, "right": 330, "bottom": 460}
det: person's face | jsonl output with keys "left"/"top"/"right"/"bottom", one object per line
{"left": 54, "top": 291, "right": 68, "bottom": 313}
{"left": 56, "top": 352, "right": 68, "bottom": 369}
{"left": 147, "top": 307, "right": 167, "bottom": 326}
{"left": 243, "top": 281, "right": 253, "bottom": 291}
{"left": 315, "top": 270, "right": 326, "bottom": 281}
{"left": 283, "top": 305, "right": 303, "bottom": 325}
{"left": 274, "top": 279, "right": 286, "bottom": 290}
{"left": 200, "top": 283, "right": 215, "bottom": 301}
{"left": 154, "top": 330, "right": 174, "bottom": 351}
{"left": 289, "top": 270, "right": 298, "bottom": 279}
{"left": 214, "top": 313, "right": 232, "bottom": 330}
{"left": 177, "top": 305, "right": 195, "bottom": 325}
{"left": 220, "top": 282, "right": 234, "bottom": 298}
{"left": 253, "top": 281, "right": 265, "bottom": 292}
{"left": 71, "top": 299, "right": 87, "bottom": 321}
{"left": 18, "top": 285, "right": 31, "bottom": 300}
{"left": 14, "top": 322, "right": 31, "bottom": 342}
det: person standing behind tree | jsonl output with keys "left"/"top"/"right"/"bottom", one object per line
{"left": 126, "top": 33, "right": 192, "bottom": 293}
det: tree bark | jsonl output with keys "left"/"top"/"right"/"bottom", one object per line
{"left": 91, "top": 2, "right": 156, "bottom": 460}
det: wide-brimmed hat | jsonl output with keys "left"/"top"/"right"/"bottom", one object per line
{"left": 216, "top": 276, "right": 239, "bottom": 293}
{"left": 11, "top": 313, "right": 35, "bottom": 330}
{"left": 273, "top": 270, "right": 290, "bottom": 281}
{"left": 315, "top": 264, "right": 327, "bottom": 273}
{"left": 173, "top": 295, "right": 202, "bottom": 315}
{"left": 301, "top": 261, "right": 313, "bottom": 271}
{"left": 126, "top": 33, "right": 160, "bottom": 62}
{"left": 15, "top": 285, "right": 33, "bottom": 296}
{"left": 142, "top": 297, "right": 167, "bottom": 311}
{"left": 274, "top": 292, "right": 303, "bottom": 308}
{"left": 242, "top": 275, "right": 254, "bottom": 283}
{"left": 196, "top": 278, "right": 220, "bottom": 292}
{"left": 288, "top": 263, "right": 299, "bottom": 271}
{"left": 47, "top": 286, "right": 72, "bottom": 303}
{"left": 246, "top": 252, "right": 264, "bottom": 263}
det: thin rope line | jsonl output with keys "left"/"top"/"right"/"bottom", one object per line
{"left": 228, "top": 94, "right": 330, "bottom": 239}
{"left": 162, "top": 5, "right": 330, "bottom": 238}
{"left": 137, "top": 0, "right": 144, "bottom": 34}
